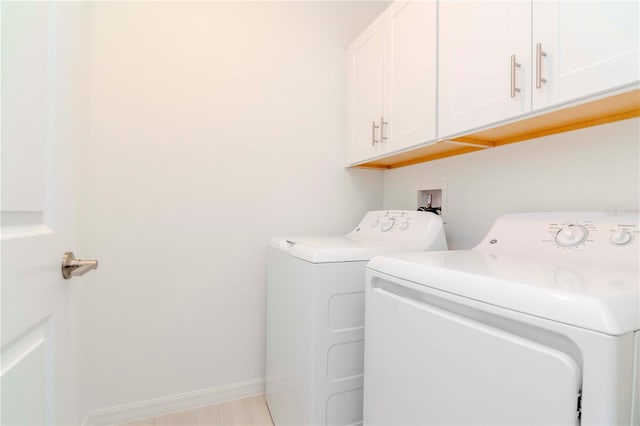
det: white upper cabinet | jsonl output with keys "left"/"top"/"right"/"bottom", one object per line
{"left": 349, "top": 0, "right": 639, "bottom": 168}
{"left": 383, "top": 0, "right": 437, "bottom": 153}
{"left": 439, "top": 0, "right": 639, "bottom": 139}
{"left": 347, "top": 1, "right": 437, "bottom": 165}
{"left": 438, "top": 1, "right": 532, "bottom": 138}
{"left": 347, "top": 17, "right": 385, "bottom": 163}
{"left": 532, "top": 1, "right": 640, "bottom": 110}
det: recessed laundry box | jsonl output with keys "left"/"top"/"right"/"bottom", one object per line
{"left": 266, "top": 210, "right": 447, "bottom": 426}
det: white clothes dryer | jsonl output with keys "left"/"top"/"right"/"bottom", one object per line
{"left": 266, "top": 210, "right": 447, "bottom": 426}
{"left": 363, "top": 212, "right": 639, "bottom": 426}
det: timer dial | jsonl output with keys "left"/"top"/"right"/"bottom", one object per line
{"left": 381, "top": 218, "right": 395, "bottom": 232}
{"left": 554, "top": 224, "right": 588, "bottom": 247}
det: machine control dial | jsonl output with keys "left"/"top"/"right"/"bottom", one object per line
{"left": 610, "top": 229, "right": 632, "bottom": 245}
{"left": 381, "top": 218, "right": 396, "bottom": 232}
{"left": 554, "top": 224, "right": 588, "bottom": 247}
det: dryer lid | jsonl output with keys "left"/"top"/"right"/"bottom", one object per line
{"left": 367, "top": 250, "right": 639, "bottom": 335}
{"left": 367, "top": 211, "right": 640, "bottom": 336}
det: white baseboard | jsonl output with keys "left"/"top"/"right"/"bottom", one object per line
{"left": 83, "top": 378, "right": 265, "bottom": 426}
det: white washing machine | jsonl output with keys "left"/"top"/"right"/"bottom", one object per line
{"left": 266, "top": 210, "right": 447, "bottom": 426}
{"left": 363, "top": 212, "right": 639, "bottom": 426}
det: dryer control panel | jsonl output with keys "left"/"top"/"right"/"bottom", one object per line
{"left": 477, "top": 212, "right": 639, "bottom": 262}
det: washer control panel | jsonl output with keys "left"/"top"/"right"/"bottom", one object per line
{"left": 477, "top": 212, "right": 639, "bottom": 260}
{"left": 347, "top": 210, "right": 446, "bottom": 249}
{"left": 367, "top": 211, "right": 413, "bottom": 233}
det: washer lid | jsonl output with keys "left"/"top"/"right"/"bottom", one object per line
{"left": 268, "top": 210, "right": 447, "bottom": 263}
{"left": 367, "top": 250, "right": 639, "bottom": 336}
{"left": 269, "top": 236, "right": 414, "bottom": 263}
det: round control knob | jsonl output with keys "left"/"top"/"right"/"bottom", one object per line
{"left": 610, "top": 229, "right": 632, "bottom": 245}
{"left": 399, "top": 221, "right": 409, "bottom": 231}
{"left": 381, "top": 218, "right": 395, "bottom": 232}
{"left": 554, "top": 224, "right": 588, "bottom": 247}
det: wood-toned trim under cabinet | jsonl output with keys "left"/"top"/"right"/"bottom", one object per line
{"left": 353, "top": 88, "right": 640, "bottom": 169}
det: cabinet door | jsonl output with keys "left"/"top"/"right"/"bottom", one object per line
{"left": 439, "top": 1, "right": 531, "bottom": 138}
{"left": 347, "top": 17, "right": 384, "bottom": 164}
{"left": 532, "top": 1, "right": 640, "bottom": 110}
{"left": 382, "top": 0, "right": 436, "bottom": 153}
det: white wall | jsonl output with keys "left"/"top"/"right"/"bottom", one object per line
{"left": 384, "top": 118, "right": 640, "bottom": 249}
{"left": 78, "top": 1, "right": 386, "bottom": 414}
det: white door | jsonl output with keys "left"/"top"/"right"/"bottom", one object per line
{"left": 438, "top": 1, "right": 531, "bottom": 138}
{"left": 347, "top": 16, "right": 384, "bottom": 164}
{"left": 363, "top": 286, "right": 581, "bottom": 426}
{"left": 1, "top": 2, "right": 85, "bottom": 424}
{"left": 532, "top": 0, "right": 640, "bottom": 110}
{"left": 382, "top": 0, "right": 436, "bottom": 153}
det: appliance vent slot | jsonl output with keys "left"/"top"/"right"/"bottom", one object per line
{"left": 577, "top": 389, "right": 582, "bottom": 422}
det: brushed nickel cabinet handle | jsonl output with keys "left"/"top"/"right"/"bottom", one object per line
{"left": 371, "top": 121, "right": 380, "bottom": 146}
{"left": 510, "top": 54, "right": 521, "bottom": 98}
{"left": 380, "top": 117, "right": 388, "bottom": 142}
{"left": 536, "top": 42, "right": 547, "bottom": 89}
{"left": 61, "top": 252, "right": 98, "bottom": 279}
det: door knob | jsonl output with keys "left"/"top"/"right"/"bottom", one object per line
{"left": 61, "top": 252, "right": 99, "bottom": 279}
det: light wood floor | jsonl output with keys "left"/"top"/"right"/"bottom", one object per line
{"left": 120, "top": 395, "right": 273, "bottom": 426}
